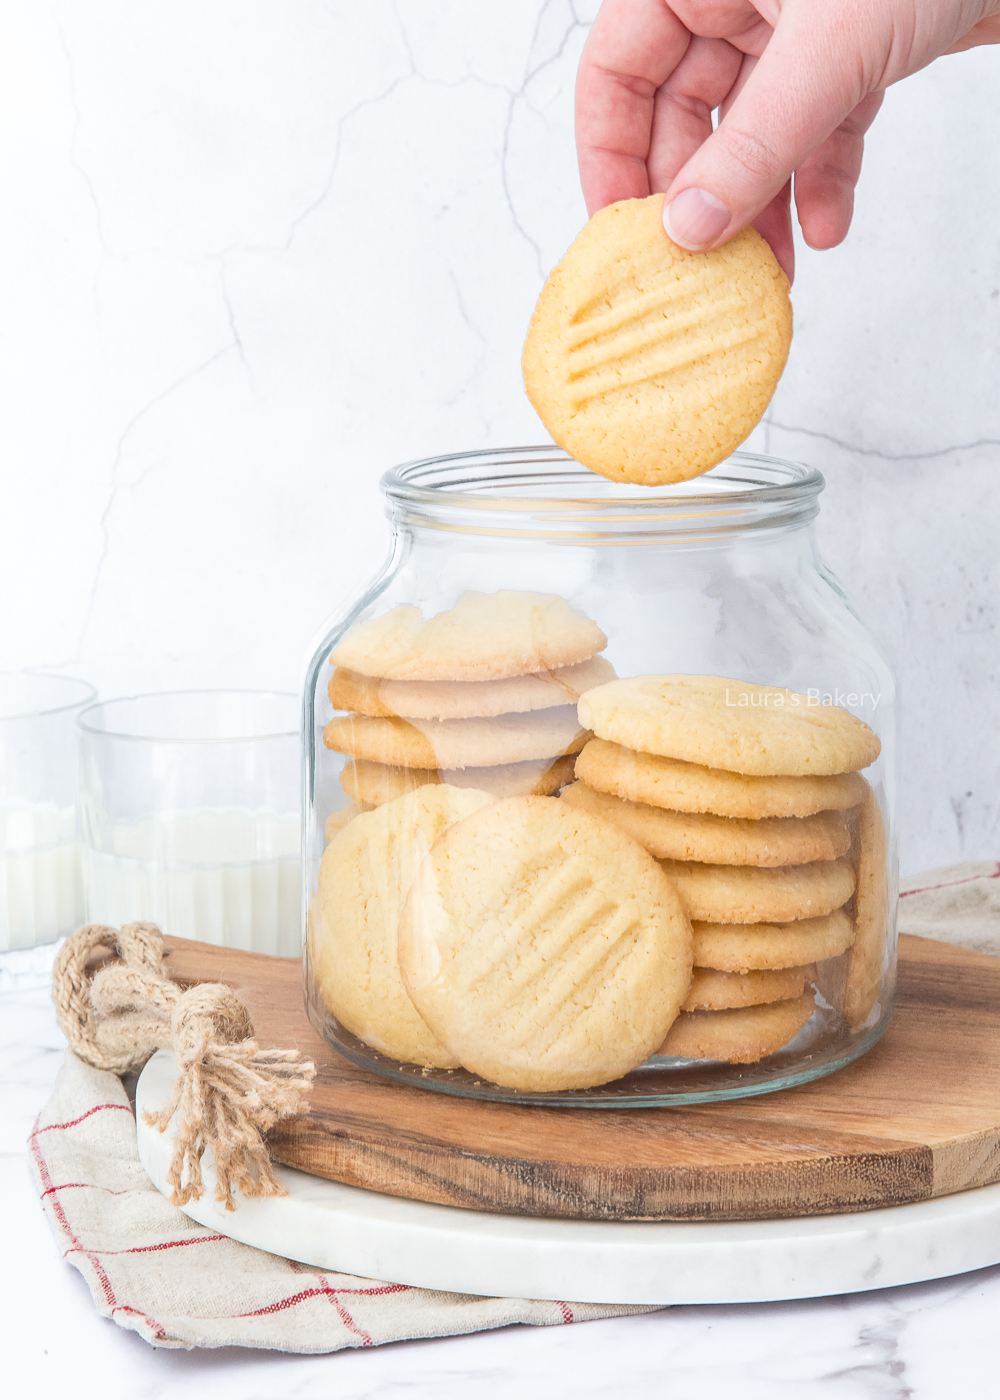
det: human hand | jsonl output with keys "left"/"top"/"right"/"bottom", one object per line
{"left": 576, "top": 0, "right": 1000, "bottom": 279}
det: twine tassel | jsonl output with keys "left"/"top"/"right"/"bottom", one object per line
{"left": 144, "top": 1039, "right": 315, "bottom": 1210}
{"left": 53, "top": 923, "right": 315, "bottom": 1211}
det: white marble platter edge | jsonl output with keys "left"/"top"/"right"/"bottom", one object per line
{"left": 136, "top": 1049, "right": 1000, "bottom": 1307}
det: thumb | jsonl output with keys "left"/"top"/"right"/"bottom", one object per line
{"left": 662, "top": 2, "right": 870, "bottom": 250}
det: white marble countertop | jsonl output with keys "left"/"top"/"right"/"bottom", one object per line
{"left": 4, "top": 965, "right": 999, "bottom": 1399}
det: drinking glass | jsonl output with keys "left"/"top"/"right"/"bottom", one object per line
{"left": 1, "top": 672, "right": 96, "bottom": 951}
{"left": 78, "top": 691, "right": 301, "bottom": 956}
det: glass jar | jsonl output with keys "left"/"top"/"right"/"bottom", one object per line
{"left": 303, "top": 448, "right": 897, "bottom": 1106}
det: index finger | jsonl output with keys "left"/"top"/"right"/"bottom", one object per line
{"left": 576, "top": 0, "right": 691, "bottom": 215}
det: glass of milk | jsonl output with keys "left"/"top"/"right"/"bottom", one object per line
{"left": 78, "top": 691, "right": 301, "bottom": 957}
{"left": 0, "top": 672, "right": 96, "bottom": 951}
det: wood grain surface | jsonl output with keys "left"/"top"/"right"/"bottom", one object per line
{"left": 161, "top": 933, "right": 1000, "bottom": 1222}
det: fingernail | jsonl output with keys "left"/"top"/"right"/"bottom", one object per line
{"left": 663, "top": 188, "right": 731, "bottom": 250}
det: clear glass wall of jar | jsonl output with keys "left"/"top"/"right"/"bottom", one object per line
{"left": 303, "top": 448, "right": 897, "bottom": 1106}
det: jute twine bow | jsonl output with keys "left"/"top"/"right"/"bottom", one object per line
{"left": 52, "top": 922, "right": 315, "bottom": 1211}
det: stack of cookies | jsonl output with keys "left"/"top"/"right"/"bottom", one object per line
{"left": 323, "top": 590, "right": 613, "bottom": 811}
{"left": 562, "top": 674, "right": 886, "bottom": 1063}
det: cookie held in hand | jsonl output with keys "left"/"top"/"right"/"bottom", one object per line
{"left": 522, "top": 194, "right": 792, "bottom": 485}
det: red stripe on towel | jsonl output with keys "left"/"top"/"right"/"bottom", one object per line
{"left": 900, "top": 862, "right": 1000, "bottom": 898}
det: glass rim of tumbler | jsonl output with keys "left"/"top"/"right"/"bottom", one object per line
{"left": 76, "top": 689, "right": 300, "bottom": 745}
{"left": 380, "top": 446, "right": 824, "bottom": 541}
{"left": 0, "top": 670, "right": 97, "bottom": 723}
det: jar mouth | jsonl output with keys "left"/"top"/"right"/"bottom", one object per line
{"left": 381, "top": 447, "right": 823, "bottom": 541}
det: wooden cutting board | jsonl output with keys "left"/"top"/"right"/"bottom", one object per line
{"left": 161, "top": 933, "right": 1000, "bottom": 1222}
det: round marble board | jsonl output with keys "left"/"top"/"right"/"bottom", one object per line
{"left": 137, "top": 1048, "right": 1000, "bottom": 1305}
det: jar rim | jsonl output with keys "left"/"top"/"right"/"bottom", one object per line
{"left": 381, "top": 447, "right": 823, "bottom": 540}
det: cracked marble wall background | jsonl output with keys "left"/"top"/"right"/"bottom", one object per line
{"left": 0, "top": 0, "right": 997, "bottom": 874}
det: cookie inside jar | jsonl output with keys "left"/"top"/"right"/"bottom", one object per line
{"left": 303, "top": 450, "right": 896, "bottom": 1106}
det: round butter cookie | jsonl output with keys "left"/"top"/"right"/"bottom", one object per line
{"left": 398, "top": 795, "right": 693, "bottom": 1092}
{"left": 816, "top": 784, "right": 891, "bottom": 1029}
{"left": 329, "top": 656, "right": 615, "bottom": 721}
{"left": 522, "top": 194, "right": 792, "bottom": 486}
{"left": 579, "top": 675, "right": 881, "bottom": 776}
{"left": 314, "top": 785, "right": 494, "bottom": 1068}
{"left": 341, "top": 754, "right": 577, "bottom": 806}
{"left": 692, "top": 909, "right": 854, "bottom": 972}
{"left": 324, "top": 707, "right": 589, "bottom": 771}
{"left": 576, "top": 738, "right": 868, "bottom": 818}
{"left": 330, "top": 591, "right": 607, "bottom": 682}
{"left": 658, "top": 993, "right": 815, "bottom": 1063}
{"left": 681, "top": 964, "right": 815, "bottom": 1012}
{"left": 323, "top": 802, "right": 373, "bottom": 841}
{"left": 659, "top": 858, "right": 856, "bottom": 924}
{"left": 559, "top": 780, "right": 850, "bottom": 866}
